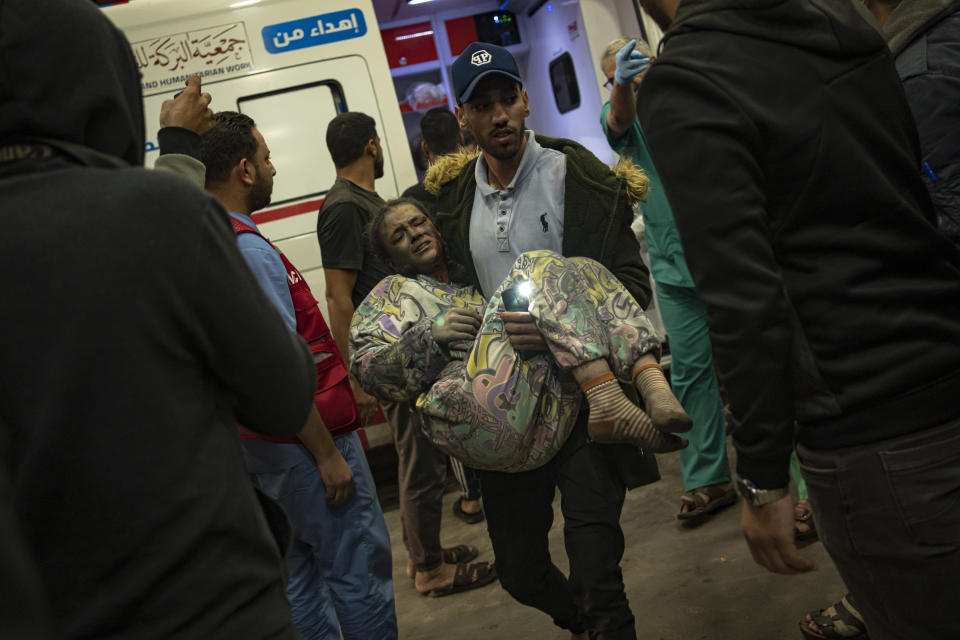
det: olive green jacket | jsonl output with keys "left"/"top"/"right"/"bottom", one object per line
{"left": 425, "top": 134, "right": 652, "bottom": 309}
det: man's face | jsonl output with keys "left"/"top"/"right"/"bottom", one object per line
{"left": 247, "top": 128, "right": 276, "bottom": 213}
{"left": 456, "top": 75, "right": 530, "bottom": 162}
{"left": 373, "top": 134, "right": 385, "bottom": 180}
{"left": 380, "top": 203, "right": 442, "bottom": 274}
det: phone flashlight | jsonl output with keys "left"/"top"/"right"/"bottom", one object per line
{"left": 501, "top": 280, "right": 536, "bottom": 360}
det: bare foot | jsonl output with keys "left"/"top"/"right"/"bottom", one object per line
{"left": 460, "top": 498, "right": 482, "bottom": 515}
{"left": 414, "top": 562, "right": 457, "bottom": 595}
{"left": 406, "top": 558, "right": 415, "bottom": 579}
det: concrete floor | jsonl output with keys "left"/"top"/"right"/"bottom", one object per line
{"left": 382, "top": 441, "right": 847, "bottom": 640}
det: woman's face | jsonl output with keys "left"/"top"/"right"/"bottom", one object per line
{"left": 380, "top": 203, "right": 443, "bottom": 274}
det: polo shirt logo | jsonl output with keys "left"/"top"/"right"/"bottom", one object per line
{"left": 540, "top": 213, "right": 549, "bottom": 233}
{"left": 471, "top": 50, "right": 492, "bottom": 66}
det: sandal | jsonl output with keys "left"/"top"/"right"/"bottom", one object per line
{"left": 800, "top": 595, "right": 869, "bottom": 639}
{"left": 406, "top": 545, "right": 479, "bottom": 579}
{"left": 423, "top": 561, "right": 497, "bottom": 598}
{"left": 452, "top": 497, "right": 485, "bottom": 524}
{"left": 677, "top": 483, "right": 737, "bottom": 527}
{"left": 442, "top": 544, "right": 479, "bottom": 564}
{"left": 794, "top": 499, "right": 819, "bottom": 549}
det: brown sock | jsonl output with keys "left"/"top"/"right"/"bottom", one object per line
{"left": 581, "top": 374, "right": 686, "bottom": 452}
{"left": 634, "top": 364, "right": 692, "bottom": 433}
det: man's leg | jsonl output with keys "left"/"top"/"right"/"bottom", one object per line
{"left": 477, "top": 442, "right": 587, "bottom": 635}
{"left": 384, "top": 401, "right": 446, "bottom": 572}
{"left": 654, "top": 283, "right": 732, "bottom": 520}
{"left": 243, "top": 441, "right": 340, "bottom": 640}
{"left": 307, "top": 432, "right": 397, "bottom": 640}
{"left": 286, "top": 540, "right": 340, "bottom": 640}
{"left": 449, "top": 457, "right": 483, "bottom": 520}
{"left": 797, "top": 418, "right": 960, "bottom": 640}
{"left": 557, "top": 420, "right": 635, "bottom": 640}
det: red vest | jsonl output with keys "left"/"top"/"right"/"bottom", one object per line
{"left": 231, "top": 216, "right": 360, "bottom": 442}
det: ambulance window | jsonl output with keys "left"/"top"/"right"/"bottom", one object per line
{"left": 549, "top": 52, "right": 580, "bottom": 114}
{"left": 237, "top": 81, "right": 347, "bottom": 205}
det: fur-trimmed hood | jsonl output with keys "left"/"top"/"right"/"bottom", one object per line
{"left": 425, "top": 145, "right": 649, "bottom": 204}
{"left": 427, "top": 133, "right": 653, "bottom": 309}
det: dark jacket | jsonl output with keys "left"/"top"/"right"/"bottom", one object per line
{"left": 0, "top": 1, "right": 313, "bottom": 637}
{"left": 884, "top": 0, "right": 960, "bottom": 246}
{"left": 425, "top": 136, "right": 660, "bottom": 488}
{"left": 426, "top": 136, "right": 652, "bottom": 309}
{"left": 639, "top": 0, "right": 960, "bottom": 488}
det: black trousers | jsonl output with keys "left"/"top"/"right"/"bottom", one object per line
{"left": 798, "top": 417, "right": 960, "bottom": 640}
{"left": 477, "top": 416, "right": 635, "bottom": 639}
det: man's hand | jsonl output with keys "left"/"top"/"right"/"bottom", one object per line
{"left": 316, "top": 447, "right": 354, "bottom": 506}
{"left": 741, "top": 495, "right": 818, "bottom": 575}
{"left": 501, "top": 311, "right": 548, "bottom": 352}
{"left": 614, "top": 40, "right": 650, "bottom": 87}
{"left": 432, "top": 307, "right": 482, "bottom": 348}
{"left": 159, "top": 76, "right": 213, "bottom": 135}
{"left": 349, "top": 375, "right": 379, "bottom": 426}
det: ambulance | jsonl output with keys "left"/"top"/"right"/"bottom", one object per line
{"left": 102, "top": 0, "right": 660, "bottom": 450}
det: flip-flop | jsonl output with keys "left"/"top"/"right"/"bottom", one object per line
{"left": 423, "top": 561, "right": 497, "bottom": 598}
{"left": 452, "top": 496, "right": 485, "bottom": 524}
{"left": 677, "top": 483, "right": 737, "bottom": 527}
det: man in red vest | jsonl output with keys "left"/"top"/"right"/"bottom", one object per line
{"left": 201, "top": 111, "right": 397, "bottom": 640}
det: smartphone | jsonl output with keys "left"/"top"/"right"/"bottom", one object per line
{"left": 501, "top": 282, "right": 536, "bottom": 360}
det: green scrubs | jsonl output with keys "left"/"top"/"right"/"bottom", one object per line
{"left": 601, "top": 102, "right": 730, "bottom": 491}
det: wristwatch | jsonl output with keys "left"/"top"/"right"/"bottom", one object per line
{"left": 736, "top": 476, "right": 789, "bottom": 507}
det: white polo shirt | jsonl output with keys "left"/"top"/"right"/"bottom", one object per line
{"left": 469, "top": 131, "right": 567, "bottom": 297}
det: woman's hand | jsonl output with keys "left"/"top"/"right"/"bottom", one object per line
{"left": 432, "top": 307, "right": 482, "bottom": 348}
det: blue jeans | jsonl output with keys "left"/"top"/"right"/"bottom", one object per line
{"left": 243, "top": 433, "right": 397, "bottom": 640}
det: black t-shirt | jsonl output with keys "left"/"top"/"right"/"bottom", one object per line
{"left": 316, "top": 177, "right": 393, "bottom": 308}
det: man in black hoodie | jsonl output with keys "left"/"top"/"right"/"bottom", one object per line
{"left": 635, "top": 1, "right": 960, "bottom": 639}
{"left": 0, "top": 1, "right": 317, "bottom": 638}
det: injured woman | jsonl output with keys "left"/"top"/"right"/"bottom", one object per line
{"left": 350, "top": 198, "right": 690, "bottom": 473}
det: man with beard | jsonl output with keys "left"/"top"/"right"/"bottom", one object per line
{"left": 0, "top": 1, "right": 318, "bottom": 637}
{"left": 425, "top": 42, "right": 654, "bottom": 639}
{"left": 317, "top": 112, "right": 487, "bottom": 597}
{"left": 200, "top": 111, "right": 397, "bottom": 640}
{"left": 634, "top": 1, "right": 960, "bottom": 639}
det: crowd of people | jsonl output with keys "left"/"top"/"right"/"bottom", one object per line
{"left": 1, "top": 0, "right": 958, "bottom": 639}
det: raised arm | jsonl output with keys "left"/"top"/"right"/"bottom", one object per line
{"left": 154, "top": 75, "right": 211, "bottom": 186}
{"left": 607, "top": 40, "right": 648, "bottom": 135}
